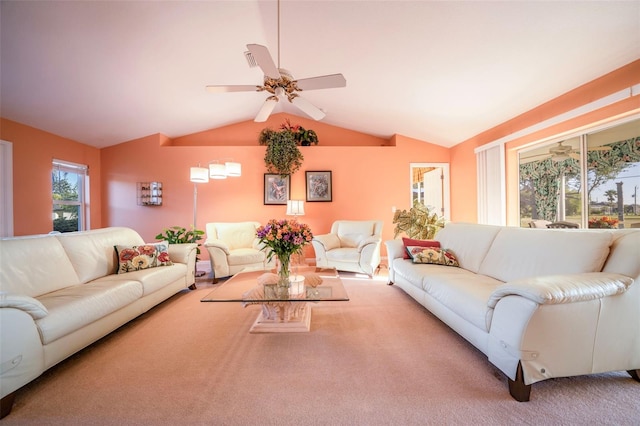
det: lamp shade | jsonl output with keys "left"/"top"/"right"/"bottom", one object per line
{"left": 190, "top": 166, "right": 209, "bottom": 183}
{"left": 225, "top": 161, "right": 242, "bottom": 177}
{"left": 209, "top": 162, "right": 227, "bottom": 179}
{"left": 286, "top": 200, "right": 305, "bottom": 216}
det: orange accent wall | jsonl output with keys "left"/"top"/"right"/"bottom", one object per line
{"left": 99, "top": 125, "right": 449, "bottom": 260}
{"left": 171, "top": 113, "right": 392, "bottom": 147}
{"left": 0, "top": 118, "right": 102, "bottom": 235}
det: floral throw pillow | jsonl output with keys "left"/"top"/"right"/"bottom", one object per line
{"left": 115, "top": 242, "right": 172, "bottom": 274}
{"left": 402, "top": 237, "right": 441, "bottom": 259}
{"left": 406, "top": 246, "right": 459, "bottom": 267}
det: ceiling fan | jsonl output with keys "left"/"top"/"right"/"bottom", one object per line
{"left": 205, "top": 1, "right": 346, "bottom": 122}
{"left": 522, "top": 141, "right": 611, "bottom": 163}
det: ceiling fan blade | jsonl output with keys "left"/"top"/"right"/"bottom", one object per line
{"left": 254, "top": 97, "right": 278, "bottom": 122}
{"left": 589, "top": 146, "right": 612, "bottom": 151}
{"left": 246, "top": 44, "right": 280, "bottom": 79}
{"left": 291, "top": 95, "right": 325, "bottom": 121}
{"left": 206, "top": 85, "right": 259, "bottom": 93}
{"left": 296, "top": 73, "right": 346, "bottom": 91}
{"left": 569, "top": 153, "right": 581, "bottom": 160}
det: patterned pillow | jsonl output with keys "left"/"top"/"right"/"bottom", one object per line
{"left": 406, "top": 246, "right": 459, "bottom": 267}
{"left": 402, "top": 237, "right": 441, "bottom": 259}
{"left": 115, "top": 242, "right": 173, "bottom": 274}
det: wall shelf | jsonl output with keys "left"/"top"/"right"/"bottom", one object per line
{"left": 137, "top": 182, "right": 162, "bottom": 206}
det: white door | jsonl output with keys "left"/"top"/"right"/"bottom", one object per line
{"left": 410, "top": 163, "right": 450, "bottom": 221}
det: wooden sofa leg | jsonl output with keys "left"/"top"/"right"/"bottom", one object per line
{"left": 188, "top": 283, "right": 197, "bottom": 290}
{"left": 508, "top": 362, "right": 531, "bottom": 402}
{"left": 628, "top": 369, "right": 640, "bottom": 381}
{"left": 1, "top": 392, "right": 16, "bottom": 419}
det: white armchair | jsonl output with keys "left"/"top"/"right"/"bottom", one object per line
{"left": 312, "top": 220, "right": 383, "bottom": 277}
{"left": 204, "top": 222, "right": 274, "bottom": 281}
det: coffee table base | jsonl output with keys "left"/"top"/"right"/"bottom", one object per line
{"left": 249, "top": 303, "right": 312, "bottom": 333}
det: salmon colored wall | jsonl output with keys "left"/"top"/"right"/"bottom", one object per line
{"left": 100, "top": 120, "right": 449, "bottom": 260}
{"left": 450, "top": 59, "right": 640, "bottom": 224}
{"left": 4, "top": 60, "right": 638, "bottom": 242}
{"left": 0, "top": 118, "right": 102, "bottom": 236}
{"left": 171, "top": 113, "right": 392, "bottom": 147}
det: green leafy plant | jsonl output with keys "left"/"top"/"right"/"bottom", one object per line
{"left": 155, "top": 226, "right": 205, "bottom": 257}
{"left": 392, "top": 200, "right": 445, "bottom": 239}
{"left": 280, "top": 118, "right": 319, "bottom": 146}
{"left": 259, "top": 129, "right": 304, "bottom": 176}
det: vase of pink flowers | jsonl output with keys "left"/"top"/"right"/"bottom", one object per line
{"left": 256, "top": 218, "right": 313, "bottom": 294}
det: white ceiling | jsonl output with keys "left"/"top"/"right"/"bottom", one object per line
{"left": 1, "top": 1, "right": 639, "bottom": 149}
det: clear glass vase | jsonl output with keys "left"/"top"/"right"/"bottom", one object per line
{"left": 276, "top": 254, "right": 291, "bottom": 298}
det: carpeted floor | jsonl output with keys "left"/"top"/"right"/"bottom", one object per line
{"left": 4, "top": 273, "right": 639, "bottom": 425}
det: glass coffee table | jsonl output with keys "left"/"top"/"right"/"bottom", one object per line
{"left": 201, "top": 267, "right": 349, "bottom": 333}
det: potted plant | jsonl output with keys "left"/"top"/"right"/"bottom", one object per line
{"left": 279, "top": 118, "right": 319, "bottom": 146}
{"left": 259, "top": 128, "right": 304, "bottom": 176}
{"left": 155, "top": 226, "right": 205, "bottom": 289}
{"left": 392, "top": 200, "right": 445, "bottom": 239}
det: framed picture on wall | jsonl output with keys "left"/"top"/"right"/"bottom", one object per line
{"left": 264, "top": 174, "right": 290, "bottom": 205}
{"left": 306, "top": 171, "right": 332, "bottom": 202}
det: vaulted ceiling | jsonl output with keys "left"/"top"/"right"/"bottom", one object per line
{"left": 1, "top": 1, "right": 639, "bottom": 148}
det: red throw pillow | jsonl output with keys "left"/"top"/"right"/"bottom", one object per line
{"left": 401, "top": 237, "right": 441, "bottom": 259}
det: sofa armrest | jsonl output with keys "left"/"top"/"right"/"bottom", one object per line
{"left": 312, "top": 234, "right": 341, "bottom": 251}
{"left": 357, "top": 236, "right": 381, "bottom": 253}
{"left": 384, "top": 239, "right": 405, "bottom": 261}
{"left": 488, "top": 272, "right": 633, "bottom": 308}
{"left": 167, "top": 243, "right": 198, "bottom": 264}
{"left": 0, "top": 292, "right": 48, "bottom": 320}
{"left": 204, "top": 239, "right": 231, "bottom": 255}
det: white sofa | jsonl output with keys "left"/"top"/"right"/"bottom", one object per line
{"left": 204, "top": 221, "right": 274, "bottom": 281}
{"left": 385, "top": 222, "right": 640, "bottom": 401}
{"left": 0, "top": 227, "right": 197, "bottom": 418}
{"left": 312, "top": 220, "right": 383, "bottom": 277}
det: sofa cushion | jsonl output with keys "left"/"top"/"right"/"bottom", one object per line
{"left": 336, "top": 221, "right": 375, "bottom": 247}
{"left": 210, "top": 222, "right": 259, "bottom": 251}
{"left": 423, "top": 268, "right": 504, "bottom": 332}
{"left": 435, "top": 223, "right": 501, "bottom": 273}
{"left": 479, "top": 227, "right": 613, "bottom": 283}
{"left": 56, "top": 227, "right": 145, "bottom": 284}
{"left": 36, "top": 279, "right": 143, "bottom": 344}
{"left": 602, "top": 230, "right": 640, "bottom": 279}
{"left": 326, "top": 247, "right": 360, "bottom": 263}
{"left": 407, "top": 246, "right": 459, "bottom": 267}
{"left": 402, "top": 237, "right": 440, "bottom": 259}
{"left": 227, "top": 248, "right": 266, "bottom": 266}
{"left": 98, "top": 263, "right": 187, "bottom": 296}
{"left": 0, "top": 234, "right": 81, "bottom": 297}
{"left": 115, "top": 242, "right": 173, "bottom": 274}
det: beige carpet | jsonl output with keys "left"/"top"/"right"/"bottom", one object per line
{"left": 5, "top": 273, "right": 639, "bottom": 425}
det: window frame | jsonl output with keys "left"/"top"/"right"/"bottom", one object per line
{"left": 517, "top": 114, "right": 640, "bottom": 228}
{"left": 52, "top": 159, "right": 89, "bottom": 232}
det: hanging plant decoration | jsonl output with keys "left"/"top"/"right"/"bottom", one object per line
{"left": 259, "top": 128, "right": 304, "bottom": 176}
{"left": 258, "top": 119, "right": 318, "bottom": 176}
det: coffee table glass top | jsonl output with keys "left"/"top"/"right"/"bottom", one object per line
{"left": 200, "top": 267, "right": 349, "bottom": 303}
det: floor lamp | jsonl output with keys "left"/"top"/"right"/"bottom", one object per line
{"left": 190, "top": 166, "right": 209, "bottom": 278}
{"left": 189, "top": 161, "right": 242, "bottom": 281}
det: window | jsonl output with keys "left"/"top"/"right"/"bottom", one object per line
{"left": 518, "top": 117, "right": 640, "bottom": 228}
{"left": 52, "top": 159, "right": 88, "bottom": 232}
